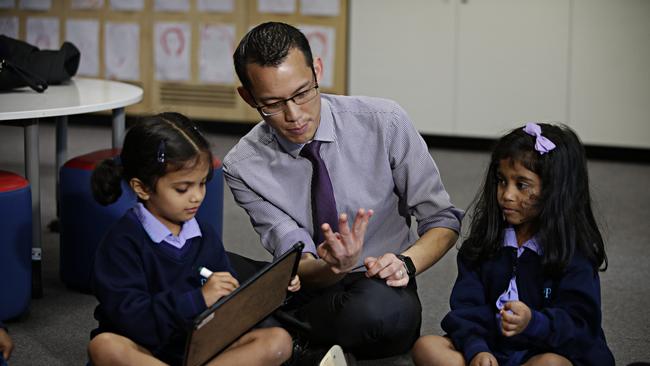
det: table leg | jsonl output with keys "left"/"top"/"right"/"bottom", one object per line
{"left": 55, "top": 116, "right": 68, "bottom": 218}
{"left": 112, "top": 107, "right": 125, "bottom": 148}
{"left": 25, "top": 119, "right": 43, "bottom": 298}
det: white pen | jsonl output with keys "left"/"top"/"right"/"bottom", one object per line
{"left": 198, "top": 266, "right": 213, "bottom": 279}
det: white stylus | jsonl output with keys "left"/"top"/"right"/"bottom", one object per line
{"left": 198, "top": 266, "right": 213, "bottom": 279}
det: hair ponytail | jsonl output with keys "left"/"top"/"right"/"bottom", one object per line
{"left": 91, "top": 158, "right": 124, "bottom": 206}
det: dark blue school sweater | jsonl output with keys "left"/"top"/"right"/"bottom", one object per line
{"left": 442, "top": 247, "right": 614, "bottom": 366}
{"left": 90, "top": 209, "right": 234, "bottom": 364}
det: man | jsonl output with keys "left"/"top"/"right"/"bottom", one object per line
{"left": 224, "top": 22, "right": 463, "bottom": 359}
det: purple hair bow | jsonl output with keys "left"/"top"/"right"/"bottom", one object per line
{"left": 523, "top": 123, "right": 556, "bottom": 154}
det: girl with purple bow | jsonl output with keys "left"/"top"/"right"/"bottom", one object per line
{"left": 412, "top": 123, "right": 614, "bottom": 366}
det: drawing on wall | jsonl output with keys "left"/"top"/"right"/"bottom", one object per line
{"left": 105, "top": 22, "right": 139, "bottom": 80}
{"left": 258, "top": 0, "right": 295, "bottom": 14}
{"left": 71, "top": 0, "right": 104, "bottom": 9}
{"left": 154, "top": 22, "right": 191, "bottom": 81}
{"left": 20, "top": 0, "right": 51, "bottom": 10}
{"left": 26, "top": 17, "right": 59, "bottom": 50}
{"left": 154, "top": 0, "right": 189, "bottom": 12}
{"left": 300, "top": 0, "right": 339, "bottom": 16}
{"left": 0, "top": 16, "right": 19, "bottom": 38}
{"left": 66, "top": 19, "right": 99, "bottom": 76}
{"left": 197, "top": 0, "right": 233, "bottom": 13}
{"left": 110, "top": 0, "right": 143, "bottom": 11}
{"left": 299, "top": 24, "right": 335, "bottom": 88}
{"left": 199, "top": 23, "right": 235, "bottom": 84}
{"left": 0, "top": 0, "right": 15, "bottom": 9}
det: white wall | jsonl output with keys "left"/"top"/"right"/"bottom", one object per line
{"left": 348, "top": 0, "right": 650, "bottom": 148}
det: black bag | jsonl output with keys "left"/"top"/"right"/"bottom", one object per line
{"left": 0, "top": 35, "right": 80, "bottom": 93}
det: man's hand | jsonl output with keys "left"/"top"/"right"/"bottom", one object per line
{"left": 470, "top": 352, "right": 498, "bottom": 366}
{"left": 0, "top": 328, "right": 14, "bottom": 361}
{"left": 317, "top": 208, "right": 373, "bottom": 274}
{"left": 201, "top": 272, "right": 240, "bottom": 307}
{"left": 364, "top": 253, "right": 409, "bottom": 287}
{"left": 500, "top": 301, "right": 532, "bottom": 337}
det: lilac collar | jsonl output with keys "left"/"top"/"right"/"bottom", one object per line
{"left": 134, "top": 202, "right": 202, "bottom": 249}
{"left": 502, "top": 226, "right": 543, "bottom": 257}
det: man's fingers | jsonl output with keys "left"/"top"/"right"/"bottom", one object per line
{"left": 386, "top": 276, "right": 409, "bottom": 287}
{"left": 352, "top": 208, "right": 373, "bottom": 236}
{"left": 336, "top": 213, "right": 351, "bottom": 236}
{"left": 378, "top": 261, "right": 402, "bottom": 280}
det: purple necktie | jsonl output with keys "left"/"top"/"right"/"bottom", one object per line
{"left": 300, "top": 140, "right": 339, "bottom": 244}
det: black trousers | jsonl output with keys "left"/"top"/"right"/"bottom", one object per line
{"left": 226, "top": 252, "right": 422, "bottom": 359}
{"left": 287, "top": 272, "right": 422, "bottom": 359}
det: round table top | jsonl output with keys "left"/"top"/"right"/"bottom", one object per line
{"left": 0, "top": 78, "right": 143, "bottom": 121}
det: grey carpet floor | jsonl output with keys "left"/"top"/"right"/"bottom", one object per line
{"left": 0, "top": 120, "right": 648, "bottom": 365}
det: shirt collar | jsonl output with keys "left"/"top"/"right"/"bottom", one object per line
{"left": 133, "top": 202, "right": 202, "bottom": 247}
{"left": 502, "top": 226, "right": 543, "bottom": 256}
{"left": 273, "top": 95, "right": 336, "bottom": 158}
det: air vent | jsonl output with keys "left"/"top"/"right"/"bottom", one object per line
{"left": 159, "top": 84, "right": 237, "bottom": 108}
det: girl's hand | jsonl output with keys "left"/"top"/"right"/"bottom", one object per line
{"left": 500, "top": 301, "right": 532, "bottom": 337}
{"left": 364, "top": 253, "right": 409, "bottom": 287}
{"left": 288, "top": 275, "right": 301, "bottom": 292}
{"left": 201, "top": 272, "right": 239, "bottom": 307}
{"left": 470, "top": 352, "right": 498, "bottom": 366}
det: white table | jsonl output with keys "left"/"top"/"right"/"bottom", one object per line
{"left": 0, "top": 78, "right": 143, "bottom": 297}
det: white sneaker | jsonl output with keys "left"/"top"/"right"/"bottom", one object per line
{"left": 319, "top": 345, "right": 347, "bottom": 366}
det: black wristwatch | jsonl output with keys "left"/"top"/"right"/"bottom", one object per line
{"left": 396, "top": 254, "right": 416, "bottom": 278}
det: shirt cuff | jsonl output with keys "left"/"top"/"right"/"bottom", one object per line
{"left": 276, "top": 228, "right": 316, "bottom": 259}
{"left": 522, "top": 310, "right": 551, "bottom": 341}
{"left": 418, "top": 206, "right": 464, "bottom": 236}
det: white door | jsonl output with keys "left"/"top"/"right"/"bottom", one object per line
{"left": 348, "top": 0, "right": 456, "bottom": 135}
{"left": 455, "top": 0, "right": 570, "bottom": 138}
{"left": 569, "top": 0, "right": 650, "bottom": 148}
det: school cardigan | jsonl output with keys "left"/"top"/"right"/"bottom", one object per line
{"left": 90, "top": 208, "right": 234, "bottom": 363}
{"left": 442, "top": 246, "right": 614, "bottom": 366}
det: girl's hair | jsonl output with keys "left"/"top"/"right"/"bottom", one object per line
{"left": 91, "top": 112, "right": 213, "bottom": 205}
{"left": 460, "top": 123, "right": 607, "bottom": 275}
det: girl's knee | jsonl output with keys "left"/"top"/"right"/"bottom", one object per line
{"left": 526, "top": 353, "right": 573, "bottom": 366}
{"left": 412, "top": 336, "right": 463, "bottom": 366}
{"left": 88, "top": 333, "right": 125, "bottom": 365}
{"left": 262, "top": 327, "right": 293, "bottom": 363}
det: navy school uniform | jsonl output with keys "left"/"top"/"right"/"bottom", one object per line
{"left": 442, "top": 242, "right": 614, "bottom": 366}
{"left": 90, "top": 208, "right": 235, "bottom": 365}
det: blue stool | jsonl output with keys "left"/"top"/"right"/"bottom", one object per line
{"left": 196, "top": 157, "right": 224, "bottom": 241}
{"left": 59, "top": 150, "right": 224, "bottom": 292}
{"left": 0, "top": 170, "right": 32, "bottom": 320}
{"left": 59, "top": 149, "right": 136, "bottom": 292}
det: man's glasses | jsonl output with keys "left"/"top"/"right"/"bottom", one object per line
{"left": 255, "top": 83, "right": 320, "bottom": 117}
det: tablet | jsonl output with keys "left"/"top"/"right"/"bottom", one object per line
{"left": 183, "top": 242, "right": 304, "bottom": 366}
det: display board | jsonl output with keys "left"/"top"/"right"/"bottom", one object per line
{"left": 0, "top": 0, "right": 348, "bottom": 122}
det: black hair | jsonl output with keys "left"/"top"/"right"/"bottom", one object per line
{"left": 91, "top": 112, "right": 213, "bottom": 205}
{"left": 460, "top": 123, "right": 607, "bottom": 275}
{"left": 233, "top": 21, "right": 314, "bottom": 91}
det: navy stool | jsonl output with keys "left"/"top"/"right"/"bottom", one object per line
{"left": 59, "top": 150, "right": 224, "bottom": 292}
{"left": 59, "top": 149, "right": 136, "bottom": 292}
{"left": 197, "top": 157, "right": 224, "bottom": 241}
{"left": 0, "top": 170, "right": 32, "bottom": 320}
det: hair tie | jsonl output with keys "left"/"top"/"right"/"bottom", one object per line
{"left": 157, "top": 140, "right": 166, "bottom": 163}
{"left": 523, "top": 123, "right": 556, "bottom": 155}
